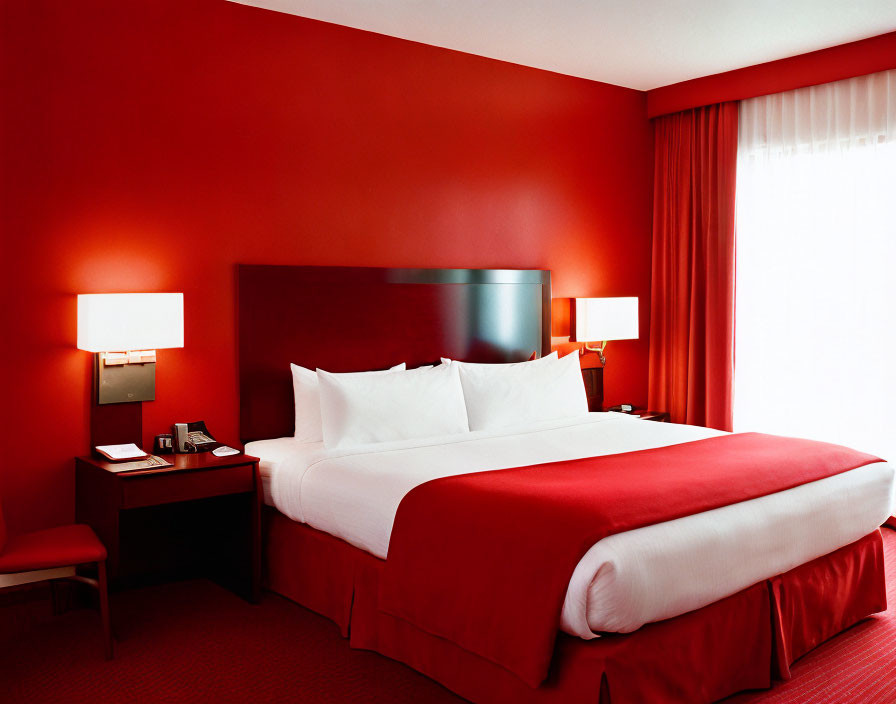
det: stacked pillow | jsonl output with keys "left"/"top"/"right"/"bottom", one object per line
{"left": 292, "top": 352, "right": 589, "bottom": 450}
{"left": 318, "top": 363, "right": 469, "bottom": 450}
{"left": 290, "top": 362, "right": 405, "bottom": 443}
{"left": 443, "top": 351, "right": 588, "bottom": 432}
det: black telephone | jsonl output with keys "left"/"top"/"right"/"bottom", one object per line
{"left": 172, "top": 420, "right": 218, "bottom": 453}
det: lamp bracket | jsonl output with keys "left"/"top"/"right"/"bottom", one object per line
{"left": 580, "top": 341, "right": 608, "bottom": 366}
{"left": 101, "top": 350, "right": 157, "bottom": 365}
{"left": 95, "top": 353, "right": 156, "bottom": 404}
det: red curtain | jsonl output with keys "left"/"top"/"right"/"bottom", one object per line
{"left": 648, "top": 103, "right": 738, "bottom": 431}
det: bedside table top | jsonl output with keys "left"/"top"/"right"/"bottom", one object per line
{"left": 605, "top": 408, "right": 669, "bottom": 421}
{"left": 632, "top": 410, "right": 670, "bottom": 421}
{"left": 76, "top": 451, "right": 259, "bottom": 477}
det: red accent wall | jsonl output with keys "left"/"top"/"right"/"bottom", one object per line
{"left": 647, "top": 31, "right": 896, "bottom": 118}
{"left": 0, "top": 1, "right": 653, "bottom": 534}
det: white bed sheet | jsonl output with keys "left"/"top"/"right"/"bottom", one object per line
{"left": 247, "top": 413, "right": 895, "bottom": 638}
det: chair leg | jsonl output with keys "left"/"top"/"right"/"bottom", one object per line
{"left": 97, "top": 561, "right": 113, "bottom": 660}
{"left": 50, "top": 579, "right": 62, "bottom": 615}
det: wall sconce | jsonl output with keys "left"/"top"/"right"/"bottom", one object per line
{"left": 572, "top": 297, "right": 638, "bottom": 365}
{"left": 77, "top": 293, "right": 184, "bottom": 404}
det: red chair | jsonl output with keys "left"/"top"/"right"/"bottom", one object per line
{"left": 0, "top": 501, "right": 113, "bottom": 659}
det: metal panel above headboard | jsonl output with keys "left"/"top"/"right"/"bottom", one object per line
{"left": 237, "top": 265, "right": 551, "bottom": 443}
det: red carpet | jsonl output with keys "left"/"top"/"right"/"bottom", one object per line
{"left": 2, "top": 529, "right": 894, "bottom": 703}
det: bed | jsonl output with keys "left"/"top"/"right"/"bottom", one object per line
{"left": 238, "top": 264, "right": 894, "bottom": 704}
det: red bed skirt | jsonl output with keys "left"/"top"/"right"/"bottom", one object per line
{"left": 265, "top": 510, "right": 887, "bottom": 704}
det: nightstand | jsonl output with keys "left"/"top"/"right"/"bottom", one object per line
{"left": 75, "top": 451, "right": 261, "bottom": 603}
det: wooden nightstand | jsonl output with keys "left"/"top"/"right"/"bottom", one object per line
{"left": 75, "top": 451, "right": 261, "bottom": 603}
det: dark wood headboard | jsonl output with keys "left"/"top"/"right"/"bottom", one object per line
{"left": 238, "top": 265, "right": 552, "bottom": 443}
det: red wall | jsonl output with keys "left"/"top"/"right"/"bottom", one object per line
{"left": 0, "top": 0, "right": 652, "bottom": 535}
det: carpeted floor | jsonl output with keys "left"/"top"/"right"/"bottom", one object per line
{"left": 2, "top": 529, "right": 894, "bottom": 703}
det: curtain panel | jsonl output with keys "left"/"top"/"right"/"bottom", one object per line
{"left": 648, "top": 103, "right": 738, "bottom": 430}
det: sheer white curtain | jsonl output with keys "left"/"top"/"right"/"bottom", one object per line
{"left": 734, "top": 70, "right": 896, "bottom": 461}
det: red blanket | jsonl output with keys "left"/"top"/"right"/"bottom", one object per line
{"left": 379, "top": 433, "right": 880, "bottom": 686}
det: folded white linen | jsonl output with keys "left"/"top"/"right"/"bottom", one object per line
{"left": 561, "top": 459, "right": 892, "bottom": 637}
{"left": 249, "top": 436, "right": 300, "bottom": 506}
{"left": 248, "top": 414, "right": 895, "bottom": 638}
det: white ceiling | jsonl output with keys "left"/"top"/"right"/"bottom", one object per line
{"left": 230, "top": 0, "right": 896, "bottom": 91}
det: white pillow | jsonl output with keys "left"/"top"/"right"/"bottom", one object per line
{"left": 317, "top": 363, "right": 469, "bottom": 450}
{"left": 291, "top": 362, "right": 405, "bottom": 443}
{"left": 456, "top": 351, "right": 588, "bottom": 431}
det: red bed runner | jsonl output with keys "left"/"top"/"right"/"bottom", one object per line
{"left": 379, "top": 432, "right": 880, "bottom": 687}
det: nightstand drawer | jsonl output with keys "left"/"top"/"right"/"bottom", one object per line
{"left": 120, "top": 464, "right": 255, "bottom": 509}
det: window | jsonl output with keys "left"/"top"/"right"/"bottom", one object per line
{"left": 734, "top": 70, "right": 896, "bottom": 461}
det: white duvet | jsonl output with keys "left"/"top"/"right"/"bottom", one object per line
{"left": 247, "top": 413, "right": 895, "bottom": 638}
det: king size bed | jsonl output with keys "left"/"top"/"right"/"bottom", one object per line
{"left": 237, "top": 264, "right": 894, "bottom": 704}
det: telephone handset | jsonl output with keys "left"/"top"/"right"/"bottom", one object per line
{"left": 173, "top": 420, "right": 218, "bottom": 453}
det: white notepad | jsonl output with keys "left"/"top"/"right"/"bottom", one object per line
{"left": 95, "top": 443, "right": 148, "bottom": 461}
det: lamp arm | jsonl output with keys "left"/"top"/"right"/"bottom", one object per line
{"left": 581, "top": 340, "right": 608, "bottom": 365}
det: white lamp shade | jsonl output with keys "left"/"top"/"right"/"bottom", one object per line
{"left": 573, "top": 297, "right": 639, "bottom": 342}
{"left": 77, "top": 293, "right": 184, "bottom": 352}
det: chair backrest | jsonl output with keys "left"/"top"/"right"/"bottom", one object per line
{"left": 0, "top": 498, "right": 6, "bottom": 553}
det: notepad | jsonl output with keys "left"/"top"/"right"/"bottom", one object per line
{"left": 95, "top": 443, "right": 148, "bottom": 461}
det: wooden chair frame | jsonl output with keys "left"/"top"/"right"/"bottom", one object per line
{"left": 0, "top": 559, "right": 113, "bottom": 659}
